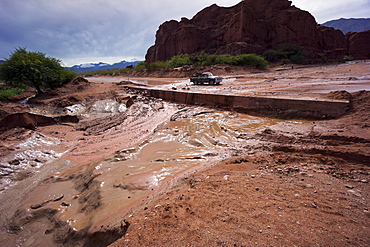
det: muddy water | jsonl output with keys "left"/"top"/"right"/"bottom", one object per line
{"left": 27, "top": 99, "right": 127, "bottom": 117}
{"left": 49, "top": 111, "right": 285, "bottom": 232}
{"left": 0, "top": 99, "right": 127, "bottom": 193}
{"left": 0, "top": 99, "right": 295, "bottom": 246}
{"left": 0, "top": 132, "right": 67, "bottom": 192}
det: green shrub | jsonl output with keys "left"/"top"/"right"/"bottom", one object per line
{"left": 215, "top": 54, "right": 235, "bottom": 65}
{"left": 148, "top": 61, "right": 171, "bottom": 69}
{"left": 262, "top": 44, "right": 307, "bottom": 64}
{"left": 133, "top": 61, "right": 170, "bottom": 70}
{"left": 83, "top": 52, "right": 268, "bottom": 77}
{"left": 344, "top": 55, "right": 354, "bottom": 61}
{"left": 169, "top": 54, "right": 192, "bottom": 68}
{"left": 168, "top": 53, "right": 267, "bottom": 69}
{"left": 290, "top": 54, "right": 306, "bottom": 64}
{"left": 232, "top": 54, "right": 268, "bottom": 69}
{"left": 0, "top": 47, "right": 77, "bottom": 93}
{"left": 0, "top": 86, "right": 26, "bottom": 101}
{"left": 262, "top": 50, "right": 282, "bottom": 62}
{"left": 133, "top": 62, "right": 148, "bottom": 70}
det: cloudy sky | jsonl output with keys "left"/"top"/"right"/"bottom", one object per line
{"left": 1, "top": 0, "right": 369, "bottom": 66}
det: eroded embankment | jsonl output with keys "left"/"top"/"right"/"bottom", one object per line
{"left": 126, "top": 86, "right": 350, "bottom": 119}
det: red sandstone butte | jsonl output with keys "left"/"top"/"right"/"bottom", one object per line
{"left": 145, "top": 0, "right": 348, "bottom": 63}
{"left": 346, "top": 30, "right": 370, "bottom": 60}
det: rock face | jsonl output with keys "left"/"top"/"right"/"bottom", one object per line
{"left": 145, "top": 0, "right": 347, "bottom": 63}
{"left": 346, "top": 30, "right": 370, "bottom": 60}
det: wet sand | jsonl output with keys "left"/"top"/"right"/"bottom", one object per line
{"left": 0, "top": 61, "right": 369, "bottom": 246}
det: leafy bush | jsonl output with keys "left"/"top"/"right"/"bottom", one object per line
{"left": 0, "top": 86, "right": 26, "bottom": 101}
{"left": 149, "top": 61, "right": 171, "bottom": 69}
{"left": 0, "top": 47, "right": 77, "bottom": 93}
{"left": 263, "top": 44, "right": 307, "bottom": 64}
{"left": 82, "top": 52, "right": 268, "bottom": 77}
{"left": 133, "top": 61, "right": 171, "bottom": 70}
{"left": 262, "top": 50, "right": 282, "bottom": 63}
{"left": 215, "top": 54, "right": 235, "bottom": 65}
{"left": 169, "top": 54, "right": 192, "bottom": 68}
{"left": 232, "top": 54, "right": 268, "bottom": 69}
{"left": 344, "top": 55, "right": 354, "bottom": 61}
{"left": 133, "top": 62, "right": 149, "bottom": 71}
{"left": 167, "top": 52, "right": 267, "bottom": 69}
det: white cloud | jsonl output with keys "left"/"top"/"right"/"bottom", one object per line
{"left": 0, "top": 0, "right": 369, "bottom": 66}
{"left": 292, "top": 0, "right": 370, "bottom": 23}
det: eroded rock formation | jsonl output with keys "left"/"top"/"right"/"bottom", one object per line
{"left": 346, "top": 30, "right": 370, "bottom": 60}
{"left": 146, "top": 0, "right": 348, "bottom": 63}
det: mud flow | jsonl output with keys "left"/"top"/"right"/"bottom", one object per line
{"left": 0, "top": 132, "right": 66, "bottom": 192}
{"left": 0, "top": 96, "right": 292, "bottom": 246}
{"left": 1, "top": 62, "right": 369, "bottom": 246}
{"left": 0, "top": 99, "right": 127, "bottom": 193}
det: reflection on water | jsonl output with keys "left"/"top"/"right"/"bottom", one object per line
{"left": 27, "top": 99, "right": 127, "bottom": 117}
{"left": 0, "top": 133, "right": 66, "bottom": 192}
{"left": 88, "top": 99, "right": 127, "bottom": 113}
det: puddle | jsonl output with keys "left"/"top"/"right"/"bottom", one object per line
{"left": 0, "top": 133, "right": 67, "bottom": 192}
{"left": 27, "top": 99, "right": 127, "bottom": 118}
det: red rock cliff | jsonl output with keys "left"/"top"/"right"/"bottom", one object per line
{"left": 145, "top": 0, "right": 347, "bottom": 63}
{"left": 346, "top": 30, "right": 370, "bottom": 60}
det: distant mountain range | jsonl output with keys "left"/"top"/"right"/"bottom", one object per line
{"left": 66, "top": 60, "right": 143, "bottom": 73}
{"left": 322, "top": 18, "right": 370, "bottom": 34}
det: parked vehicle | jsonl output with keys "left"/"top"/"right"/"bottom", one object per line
{"left": 190, "top": 72, "right": 222, "bottom": 85}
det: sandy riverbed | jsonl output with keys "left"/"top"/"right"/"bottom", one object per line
{"left": 0, "top": 61, "right": 369, "bottom": 246}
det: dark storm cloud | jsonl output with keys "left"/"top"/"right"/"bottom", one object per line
{"left": 0, "top": 0, "right": 369, "bottom": 66}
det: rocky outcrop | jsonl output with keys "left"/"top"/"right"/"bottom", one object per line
{"left": 146, "top": 0, "right": 347, "bottom": 63}
{"left": 316, "top": 25, "right": 347, "bottom": 61}
{"left": 346, "top": 30, "right": 370, "bottom": 60}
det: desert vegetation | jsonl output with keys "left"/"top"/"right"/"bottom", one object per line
{"left": 262, "top": 44, "right": 307, "bottom": 63}
{"left": 80, "top": 53, "right": 268, "bottom": 77}
{"left": 0, "top": 84, "right": 26, "bottom": 100}
{"left": 0, "top": 47, "right": 76, "bottom": 96}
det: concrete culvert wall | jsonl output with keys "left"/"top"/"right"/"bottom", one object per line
{"left": 126, "top": 86, "right": 350, "bottom": 120}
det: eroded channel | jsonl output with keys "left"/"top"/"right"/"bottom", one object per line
{"left": 1, "top": 97, "right": 301, "bottom": 246}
